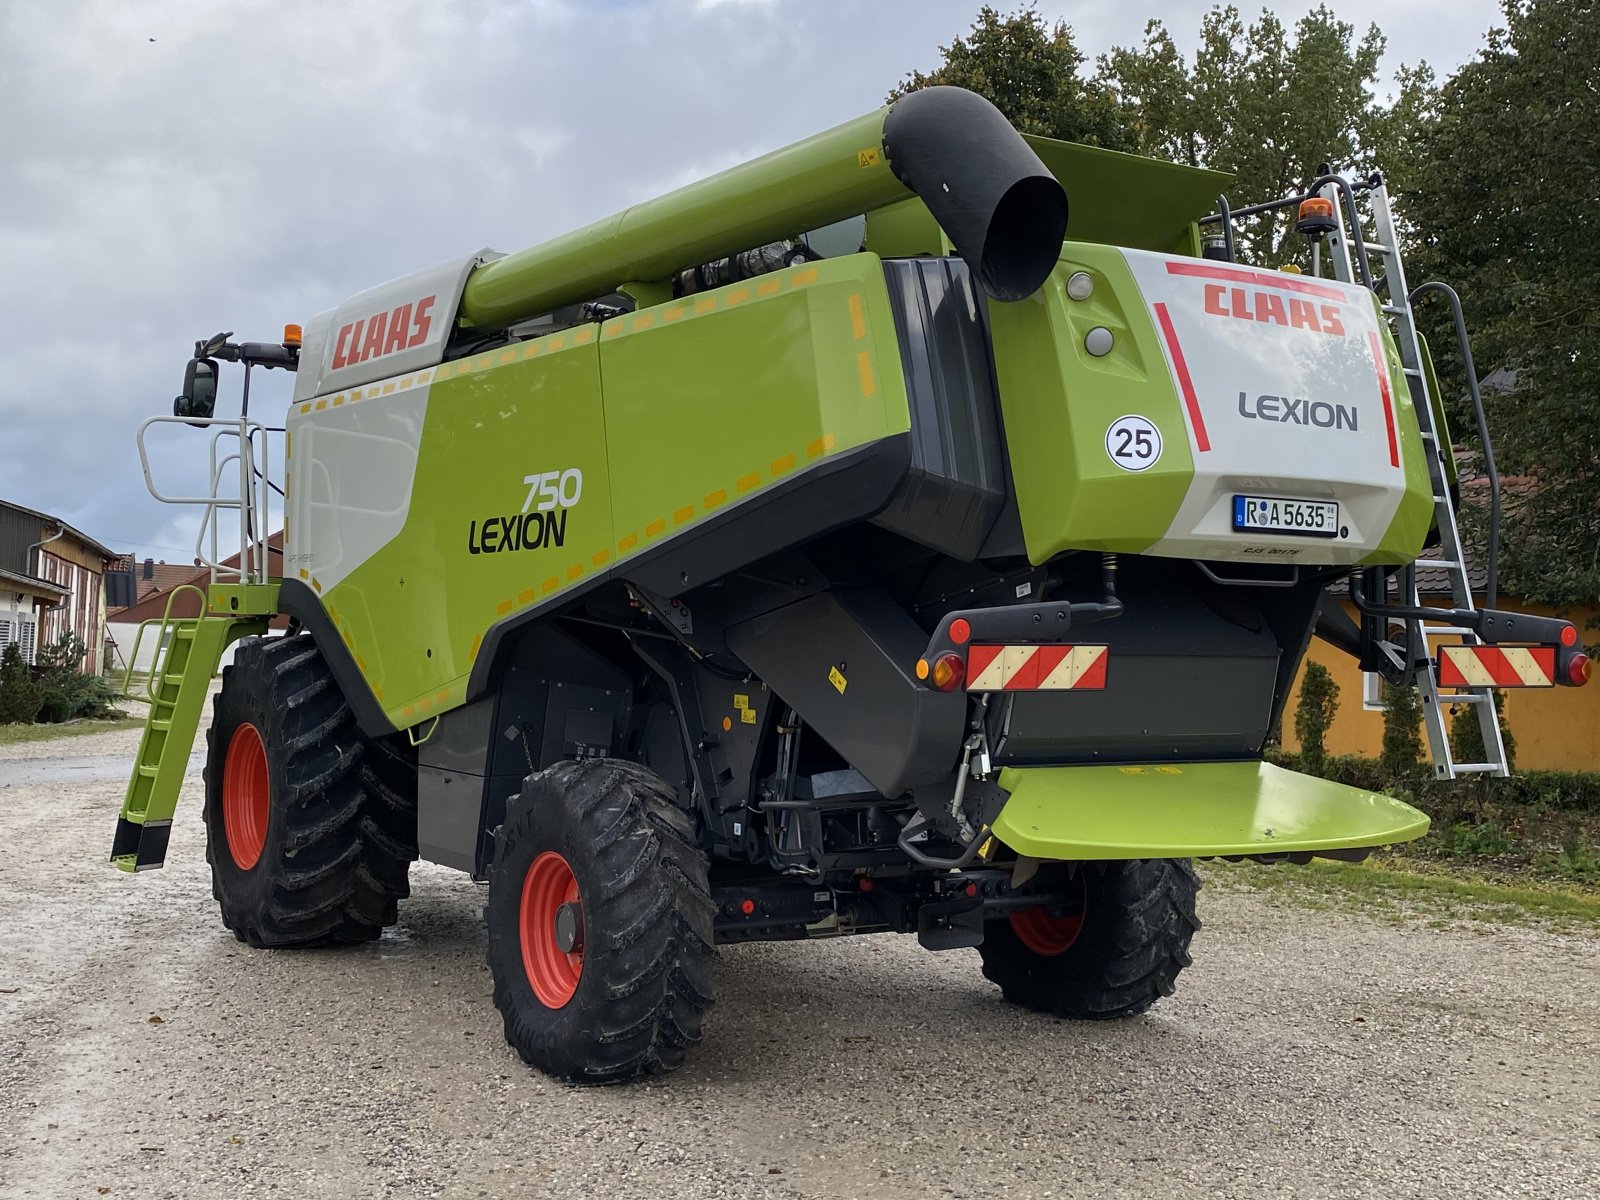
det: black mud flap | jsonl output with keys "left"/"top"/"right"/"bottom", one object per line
{"left": 917, "top": 892, "right": 986, "bottom": 951}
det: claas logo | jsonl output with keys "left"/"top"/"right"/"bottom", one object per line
{"left": 331, "top": 295, "right": 437, "bottom": 370}
{"left": 1203, "top": 284, "right": 1345, "bottom": 337}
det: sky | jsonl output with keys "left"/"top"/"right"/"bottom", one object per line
{"left": 0, "top": 0, "right": 1506, "bottom": 567}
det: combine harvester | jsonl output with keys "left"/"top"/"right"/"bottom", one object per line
{"left": 114, "top": 88, "right": 1589, "bottom": 1082}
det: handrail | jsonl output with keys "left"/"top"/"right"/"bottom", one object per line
{"left": 122, "top": 584, "right": 208, "bottom": 700}
{"left": 1201, "top": 172, "right": 1375, "bottom": 289}
{"left": 1408, "top": 281, "right": 1501, "bottom": 609}
{"left": 136, "top": 414, "right": 273, "bottom": 588}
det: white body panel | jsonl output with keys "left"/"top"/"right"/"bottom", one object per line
{"left": 285, "top": 372, "right": 430, "bottom": 593}
{"left": 1122, "top": 250, "right": 1407, "bottom": 565}
{"left": 293, "top": 250, "right": 499, "bottom": 404}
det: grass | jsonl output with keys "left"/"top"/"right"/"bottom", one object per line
{"left": 1205, "top": 854, "right": 1600, "bottom": 932}
{"left": 0, "top": 717, "right": 145, "bottom": 746}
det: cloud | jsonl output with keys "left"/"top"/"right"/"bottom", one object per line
{"left": 0, "top": 0, "right": 1500, "bottom": 564}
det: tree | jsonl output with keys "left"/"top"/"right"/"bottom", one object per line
{"left": 1097, "top": 5, "right": 1436, "bottom": 264}
{"left": 889, "top": 5, "right": 1130, "bottom": 149}
{"left": 1293, "top": 660, "right": 1340, "bottom": 772}
{"left": 1379, "top": 681, "right": 1425, "bottom": 786}
{"left": 1405, "top": 0, "right": 1600, "bottom": 610}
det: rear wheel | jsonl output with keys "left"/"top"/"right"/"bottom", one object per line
{"left": 978, "top": 859, "right": 1200, "bottom": 1019}
{"left": 203, "top": 635, "right": 418, "bottom": 947}
{"left": 486, "top": 758, "right": 714, "bottom": 1084}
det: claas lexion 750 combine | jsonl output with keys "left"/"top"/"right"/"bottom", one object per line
{"left": 115, "top": 88, "right": 1589, "bottom": 1082}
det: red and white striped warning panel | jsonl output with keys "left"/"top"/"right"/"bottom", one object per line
{"left": 1437, "top": 644, "right": 1556, "bottom": 689}
{"left": 967, "top": 645, "right": 1109, "bottom": 692}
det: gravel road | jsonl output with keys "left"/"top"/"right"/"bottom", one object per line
{"left": 2, "top": 716, "right": 1597, "bottom": 1200}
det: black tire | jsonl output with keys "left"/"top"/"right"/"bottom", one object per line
{"left": 978, "top": 859, "right": 1200, "bottom": 1019}
{"left": 486, "top": 758, "right": 714, "bottom": 1084}
{"left": 203, "top": 635, "right": 418, "bottom": 948}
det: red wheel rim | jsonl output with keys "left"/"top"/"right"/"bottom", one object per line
{"left": 221, "top": 723, "right": 269, "bottom": 871}
{"left": 520, "top": 851, "right": 583, "bottom": 1009}
{"left": 1009, "top": 873, "right": 1087, "bottom": 956}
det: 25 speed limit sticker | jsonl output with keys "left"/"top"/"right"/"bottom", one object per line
{"left": 1105, "top": 414, "right": 1163, "bottom": 471}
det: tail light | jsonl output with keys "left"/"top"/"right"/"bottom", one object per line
{"left": 918, "top": 651, "right": 966, "bottom": 692}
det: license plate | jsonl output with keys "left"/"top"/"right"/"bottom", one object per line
{"left": 1233, "top": 495, "right": 1340, "bottom": 538}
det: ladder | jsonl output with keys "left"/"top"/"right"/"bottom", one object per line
{"left": 1318, "top": 176, "right": 1510, "bottom": 779}
{"left": 112, "top": 586, "right": 267, "bottom": 871}
{"left": 112, "top": 412, "right": 282, "bottom": 871}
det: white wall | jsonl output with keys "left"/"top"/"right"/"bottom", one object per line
{"left": 1, "top": 594, "right": 40, "bottom": 664}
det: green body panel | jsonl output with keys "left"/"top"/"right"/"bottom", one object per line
{"left": 988, "top": 244, "right": 1196, "bottom": 563}
{"left": 991, "top": 761, "right": 1430, "bottom": 860}
{"left": 862, "top": 197, "right": 951, "bottom": 260}
{"left": 1020, "top": 136, "right": 1232, "bottom": 253}
{"left": 208, "top": 581, "right": 280, "bottom": 616}
{"left": 600, "top": 253, "right": 908, "bottom": 547}
{"left": 325, "top": 330, "right": 612, "bottom": 722}
{"left": 114, "top": 611, "right": 267, "bottom": 871}
{"left": 460, "top": 111, "right": 903, "bottom": 329}
{"left": 328, "top": 254, "right": 909, "bottom": 727}
{"left": 1365, "top": 300, "right": 1438, "bottom": 563}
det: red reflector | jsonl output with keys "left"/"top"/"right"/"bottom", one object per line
{"left": 930, "top": 652, "right": 966, "bottom": 692}
{"left": 1437, "top": 644, "right": 1555, "bottom": 689}
{"left": 858, "top": 877, "right": 875, "bottom": 893}
{"left": 949, "top": 618, "right": 971, "bottom": 646}
{"left": 966, "top": 645, "right": 1109, "bottom": 692}
{"left": 1561, "top": 624, "right": 1578, "bottom": 647}
{"left": 964, "top": 882, "right": 978, "bottom": 898}
{"left": 739, "top": 898, "right": 755, "bottom": 916}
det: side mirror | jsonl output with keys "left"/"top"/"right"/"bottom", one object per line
{"left": 174, "top": 357, "right": 218, "bottom": 425}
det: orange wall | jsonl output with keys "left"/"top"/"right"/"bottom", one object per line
{"left": 1283, "top": 600, "right": 1599, "bottom": 772}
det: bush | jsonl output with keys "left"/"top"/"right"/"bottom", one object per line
{"left": 1293, "top": 661, "right": 1340, "bottom": 772}
{"left": 1446, "top": 817, "right": 1514, "bottom": 857}
{"left": 31, "top": 633, "right": 121, "bottom": 723}
{"left": 1556, "top": 830, "right": 1600, "bottom": 883}
{"left": 1380, "top": 682, "right": 1425, "bottom": 786}
{"left": 0, "top": 641, "right": 42, "bottom": 724}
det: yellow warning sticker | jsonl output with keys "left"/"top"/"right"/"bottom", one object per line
{"left": 828, "top": 666, "right": 848, "bottom": 694}
{"left": 857, "top": 147, "right": 880, "bottom": 168}
{"left": 733, "top": 693, "right": 749, "bottom": 711}
{"left": 1119, "top": 767, "right": 1146, "bottom": 775}
{"left": 740, "top": 707, "right": 758, "bottom": 724}
{"left": 1156, "top": 766, "right": 1184, "bottom": 775}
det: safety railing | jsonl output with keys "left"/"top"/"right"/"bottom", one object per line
{"left": 136, "top": 415, "right": 274, "bottom": 587}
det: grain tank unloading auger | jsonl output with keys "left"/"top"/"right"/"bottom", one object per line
{"left": 113, "top": 87, "right": 1590, "bottom": 1083}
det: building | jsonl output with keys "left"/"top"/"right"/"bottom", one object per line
{"left": 106, "top": 556, "right": 207, "bottom": 610}
{"left": 105, "top": 533, "right": 285, "bottom": 675}
{"left": 0, "top": 500, "right": 119, "bottom": 672}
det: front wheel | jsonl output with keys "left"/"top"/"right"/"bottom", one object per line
{"left": 486, "top": 759, "right": 714, "bottom": 1084}
{"left": 203, "top": 636, "right": 417, "bottom": 947}
{"left": 978, "top": 859, "right": 1200, "bottom": 1019}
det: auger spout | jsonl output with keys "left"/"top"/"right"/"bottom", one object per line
{"left": 457, "top": 86, "right": 1067, "bottom": 329}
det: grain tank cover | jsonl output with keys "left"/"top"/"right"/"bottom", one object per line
{"left": 990, "top": 246, "right": 1435, "bottom": 568}
{"left": 1123, "top": 250, "right": 1431, "bottom": 564}
{"left": 292, "top": 249, "right": 500, "bottom": 404}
